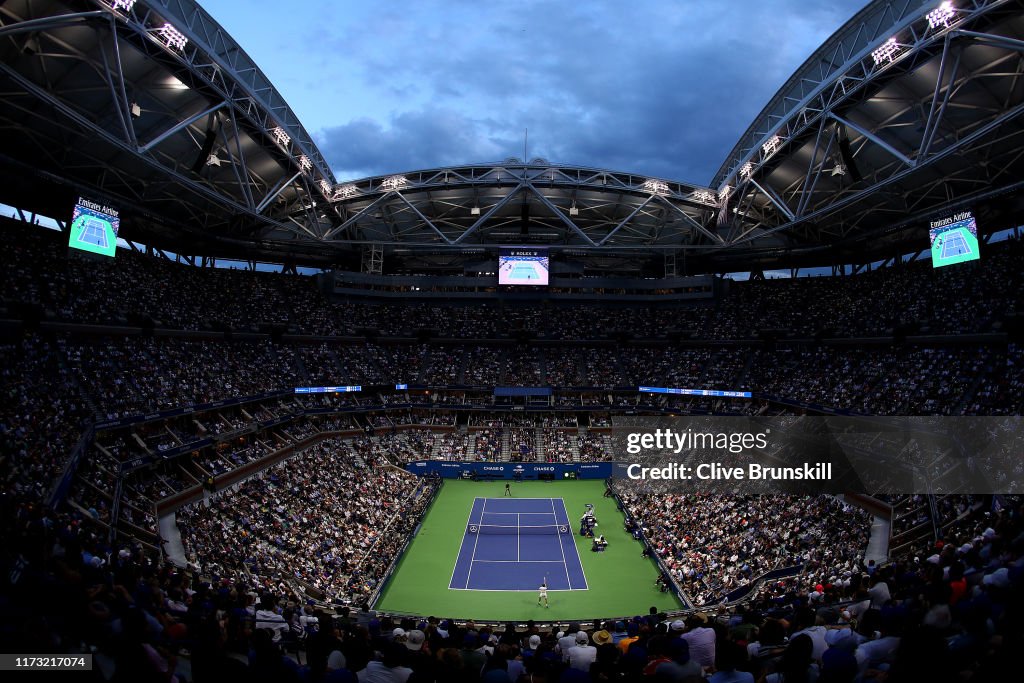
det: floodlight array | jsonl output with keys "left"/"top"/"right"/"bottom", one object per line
{"left": 762, "top": 135, "right": 781, "bottom": 157}
{"left": 334, "top": 185, "right": 358, "bottom": 200}
{"left": 927, "top": 2, "right": 956, "bottom": 29}
{"left": 112, "top": 0, "right": 136, "bottom": 11}
{"left": 318, "top": 179, "right": 332, "bottom": 196}
{"left": 158, "top": 23, "right": 187, "bottom": 51}
{"left": 271, "top": 127, "right": 291, "bottom": 146}
{"left": 872, "top": 37, "right": 900, "bottom": 65}
{"left": 692, "top": 190, "right": 716, "bottom": 205}
{"left": 381, "top": 175, "right": 408, "bottom": 191}
{"left": 298, "top": 155, "right": 312, "bottom": 172}
{"left": 739, "top": 162, "right": 753, "bottom": 178}
{"left": 642, "top": 179, "right": 669, "bottom": 195}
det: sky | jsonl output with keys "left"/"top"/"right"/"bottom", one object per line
{"left": 203, "top": 0, "right": 868, "bottom": 185}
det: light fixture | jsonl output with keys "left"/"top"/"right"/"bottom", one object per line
{"left": 271, "top": 127, "right": 290, "bottom": 147}
{"left": 470, "top": 206, "right": 481, "bottom": 216}
{"left": 927, "top": 2, "right": 955, "bottom": 29}
{"left": 718, "top": 185, "right": 732, "bottom": 201}
{"left": 692, "top": 190, "right": 716, "bottom": 205}
{"left": 831, "top": 164, "right": 846, "bottom": 176}
{"left": 642, "top": 179, "right": 669, "bottom": 195}
{"left": 872, "top": 37, "right": 900, "bottom": 65}
{"left": 381, "top": 175, "right": 408, "bottom": 191}
{"left": 739, "top": 162, "right": 753, "bottom": 178}
{"left": 333, "top": 184, "right": 358, "bottom": 200}
{"left": 318, "top": 179, "right": 332, "bottom": 195}
{"left": 334, "top": 185, "right": 357, "bottom": 200}
{"left": 569, "top": 204, "right": 579, "bottom": 216}
{"left": 112, "top": 0, "right": 136, "bottom": 12}
{"left": 158, "top": 23, "right": 188, "bottom": 51}
{"left": 762, "top": 135, "right": 781, "bottom": 158}
{"left": 130, "top": 102, "right": 141, "bottom": 118}
{"left": 298, "top": 155, "right": 312, "bottom": 172}
{"left": 206, "top": 152, "right": 222, "bottom": 167}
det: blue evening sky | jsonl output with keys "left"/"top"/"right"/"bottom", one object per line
{"left": 206, "top": 1, "right": 867, "bottom": 184}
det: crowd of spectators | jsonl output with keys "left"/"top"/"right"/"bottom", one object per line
{"left": 619, "top": 491, "right": 873, "bottom": 607}
{"left": 4, "top": 220, "right": 1024, "bottom": 680}
{"left": 578, "top": 433, "right": 613, "bottom": 461}
{"left": 508, "top": 428, "right": 536, "bottom": 462}
{"left": 474, "top": 428, "right": 503, "bottom": 461}
{"left": 5, "top": 218, "right": 1020, "bottom": 341}
{"left": 177, "top": 437, "right": 423, "bottom": 605}
{"left": 0, "top": 334, "right": 90, "bottom": 506}
{"left": 2, "top": 489, "right": 1019, "bottom": 682}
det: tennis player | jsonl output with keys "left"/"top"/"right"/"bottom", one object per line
{"left": 504, "top": 482, "right": 512, "bottom": 497}
{"left": 538, "top": 581, "right": 549, "bottom": 608}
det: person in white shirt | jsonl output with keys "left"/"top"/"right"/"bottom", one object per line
{"left": 558, "top": 625, "right": 580, "bottom": 658}
{"left": 567, "top": 631, "right": 597, "bottom": 671}
{"left": 680, "top": 615, "right": 717, "bottom": 669}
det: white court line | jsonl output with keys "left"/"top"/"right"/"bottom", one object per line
{"left": 557, "top": 498, "right": 590, "bottom": 590}
{"left": 465, "top": 497, "right": 486, "bottom": 589}
{"left": 551, "top": 498, "right": 572, "bottom": 589}
{"left": 472, "top": 559, "right": 566, "bottom": 563}
{"left": 449, "top": 587, "right": 576, "bottom": 592}
{"left": 517, "top": 512, "right": 520, "bottom": 562}
{"left": 448, "top": 496, "right": 483, "bottom": 590}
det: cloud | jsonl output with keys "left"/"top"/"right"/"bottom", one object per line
{"left": 296, "top": 0, "right": 868, "bottom": 184}
{"left": 318, "top": 108, "right": 509, "bottom": 180}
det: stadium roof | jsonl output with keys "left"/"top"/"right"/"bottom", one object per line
{"left": 1, "top": 0, "right": 1023, "bottom": 273}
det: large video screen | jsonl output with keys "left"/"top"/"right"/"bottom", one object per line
{"left": 69, "top": 197, "right": 119, "bottom": 258}
{"left": 929, "top": 211, "right": 979, "bottom": 268}
{"left": 498, "top": 248, "right": 549, "bottom": 285}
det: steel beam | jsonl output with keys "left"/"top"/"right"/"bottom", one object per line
{"left": 829, "top": 112, "right": 914, "bottom": 167}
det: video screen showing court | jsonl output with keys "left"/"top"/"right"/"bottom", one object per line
{"left": 929, "top": 211, "right": 980, "bottom": 268}
{"left": 68, "top": 197, "right": 119, "bottom": 258}
{"left": 499, "top": 248, "right": 549, "bottom": 285}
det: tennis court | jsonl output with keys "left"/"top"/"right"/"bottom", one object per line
{"left": 449, "top": 497, "right": 588, "bottom": 591}
{"left": 930, "top": 219, "right": 980, "bottom": 268}
{"left": 938, "top": 229, "right": 972, "bottom": 258}
{"left": 76, "top": 216, "right": 110, "bottom": 249}
{"left": 375, "top": 480, "right": 682, "bottom": 620}
{"left": 509, "top": 262, "right": 543, "bottom": 280}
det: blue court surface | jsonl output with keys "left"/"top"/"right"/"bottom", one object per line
{"left": 449, "top": 497, "right": 588, "bottom": 591}
{"left": 939, "top": 231, "right": 971, "bottom": 258}
{"left": 78, "top": 217, "right": 110, "bottom": 248}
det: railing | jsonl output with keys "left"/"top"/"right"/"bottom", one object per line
{"left": 608, "top": 484, "right": 693, "bottom": 610}
{"left": 48, "top": 421, "right": 95, "bottom": 508}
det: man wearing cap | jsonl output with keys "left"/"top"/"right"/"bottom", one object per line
{"left": 611, "top": 621, "right": 629, "bottom": 645}
{"left": 558, "top": 624, "right": 580, "bottom": 656}
{"left": 523, "top": 633, "right": 542, "bottom": 663}
{"left": 566, "top": 630, "right": 597, "bottom": 671}
{"left": 618, "top": 622, "right": 641, "bottom": 654}
{"left": 403, "top": 629, "right": 432, "bottom": 679}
